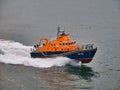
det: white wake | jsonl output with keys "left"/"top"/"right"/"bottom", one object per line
{"left": 0, "top": 39, "right": 71, "bottom": 68}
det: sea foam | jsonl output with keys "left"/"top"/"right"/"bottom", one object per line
{"left": 0, "top": 39, "right": 71, "bottom": 68}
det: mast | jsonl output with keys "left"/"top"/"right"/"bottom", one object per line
{"left": 57, "top": 26, "right": 65, "bottom": 36}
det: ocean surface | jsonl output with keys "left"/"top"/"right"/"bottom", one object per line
{"left": 0, "top": 0, "right": 120, "bottom": 90}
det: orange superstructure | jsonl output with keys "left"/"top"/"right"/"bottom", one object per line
{"left": 36, "top": 30, "right": 82, "bottom": 52}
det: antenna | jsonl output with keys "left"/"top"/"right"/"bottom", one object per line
{"left": 57, "top": 26, "right": 61, "bottom": 31}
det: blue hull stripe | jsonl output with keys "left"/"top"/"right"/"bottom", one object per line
{"left": 31, "top": 49, "right": 97, "bottom": 60}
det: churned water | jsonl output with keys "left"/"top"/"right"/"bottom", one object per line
{"left": 0, "top": 0, "right": 120, "bottom": 90}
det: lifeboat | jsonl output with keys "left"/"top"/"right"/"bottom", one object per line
{"left": 30, "top": 27, "right": 97, "bottom": 63}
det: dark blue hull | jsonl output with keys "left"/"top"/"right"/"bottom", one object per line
{"left": 30, "top": 48, "right": 97, "bottom": 63}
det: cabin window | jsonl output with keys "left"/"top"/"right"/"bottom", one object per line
{"left": 51, "top": 44, "right": 54, "bottom": 46}
{"left": 60, "top": 43, "right": 63, "bottom": 46}
{"left": 60, "top": 43, "right": 71, "bottom": 46}
{"left": 51, "top": 44, "right": 56, "bottom": 46}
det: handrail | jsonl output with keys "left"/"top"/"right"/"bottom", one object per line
{"left": 39, "top": 38, "right": 49, "bottom": 46}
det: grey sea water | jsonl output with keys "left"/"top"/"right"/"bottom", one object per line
{"left": 0, "top": 0, "right": 120, "bottom": 90}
